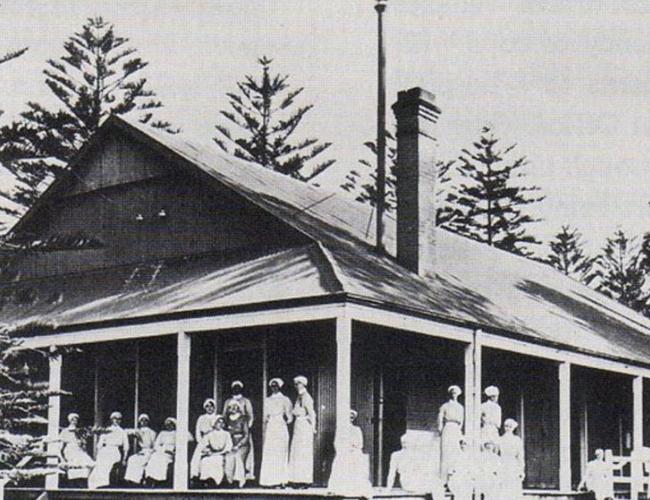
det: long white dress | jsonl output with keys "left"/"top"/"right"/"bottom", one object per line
{"left": 223, "top": 395, "right": 255, "bottom": 479}
{"left": 124, "top": 427, "right": 157, "bottom": 483}
{"left": 199, "top": 429, "right": 233, "bottom": 485}
{"left": 499, "top": 432, "right": 525, "bottom": 500}
{"left": 387, "top": 447, "right": 445, "bottom": 499}
{"left": 88, "top": 425, "right": 129, "bottom": 489}
{"left": 328, "top": 424, "right": 372, "bottom": 497}
{"left": 438, "top": 399, "right": 464, "bottom": 482}
{"left": 59, "top": 427, "right": 95, "bottom": 480}
{"left": 145, "top": 430, "right": 176, "bottom": 482}
{"left": 259, "top": 392, "right": 293, "bottom": 486}
{"left": 190, "top": 413, "right": 218, "bottom": 478}
{"left": 289, "top": 391, "right": 316, "bottom": 484}
{"left": 480, "top": 400, "right": 502, "bottom": 449}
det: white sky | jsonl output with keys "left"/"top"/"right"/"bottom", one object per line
{"left": 1, "top": 0, "right": 649, "bottom": 255}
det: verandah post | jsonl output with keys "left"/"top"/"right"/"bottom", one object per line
{"left": 632, "top": 376, "right": 644, "bottom": 498}
{"left": 174, "top": 331, "right": 191, "bottom": 490}
{"left": 559, "top": 362, "right": 572, "bottom": 491}
{"left": 327, "top": 310, "right": 352, "bottom": 492}
{"left": 45, "top": 347, "right": 62, "bottom": 489}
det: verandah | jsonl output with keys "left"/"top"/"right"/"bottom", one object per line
{"left": 19, "top": 303, "right": 650, "bottom": 497}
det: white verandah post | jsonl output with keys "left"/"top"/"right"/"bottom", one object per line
{"left": 45, "top": 347, "right": 62, "bottom": 490}
{"left": 174, "top": 331, "right": 191, "bottom": 490}
{"left": 327, "top": 311, "right": 352, "bottom": 493}
{"left": 632, "top": 376, "right": 644, "bottom": 498}
{"left": 559, "top": 362, "right": 572, "bottom": 492}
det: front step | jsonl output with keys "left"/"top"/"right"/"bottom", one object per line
{"left": 6, "top": 488, "right": 595, "bottom": 500}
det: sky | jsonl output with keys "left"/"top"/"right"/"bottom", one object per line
{"left": 1, "top": 0, "right": 650, "bottom": 255}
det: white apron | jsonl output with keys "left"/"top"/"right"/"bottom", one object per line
{"left": 259, "top": 392, "right": 292, "bottom": 486}
{"left": 145, "top": 430, "right": 176, "bottom": 482}
{"left": 199, "top": 430, "right": 233, "bottom": 485}
{"left": 124, "top": 427, "right": 156, "bottom": 483}
{"left": 59, "top": 428, "right": 95, "bottom": 480}
{"left": 289, "top": 392, "right": 316, "bottom": 484}
{"left": 88, "top": 426, "right": 128, "bottom": 489}
{"left": 438, "top": 400, "right": 464, "bottom": 482}
{"left": 499, "top": 433, "right": 525, "bottom": 500}
{"left": 190, "top": 413, "right": 217, "bottom": 478}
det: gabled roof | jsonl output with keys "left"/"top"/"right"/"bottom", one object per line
{"left": 6, "top": 115, "right": 650, "bottom": 367}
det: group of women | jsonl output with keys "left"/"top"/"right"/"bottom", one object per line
{"left": 436, "top": 385, "right": 525, "bottom": 499}
{"left": 190, "top": 376, "right": 317, "bottom": 489}
{"left": 58, "top": 411, "right": 178, "bottom": 489}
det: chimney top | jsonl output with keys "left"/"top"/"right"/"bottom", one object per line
{"left": 393, "top": 87, "right": 441, "bottom": 124}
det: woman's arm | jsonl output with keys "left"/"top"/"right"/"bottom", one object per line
{"left": 437, "top": 404, "right": 445, "bottom": 433}
{"left": 284, "top": 397, "right": 294, "bottom": 424}
{"left": 305, "top": 394, "right": 317, "bottom": 432}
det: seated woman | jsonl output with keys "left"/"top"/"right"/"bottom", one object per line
{"left": 144, "top": 417, "right": 178, "bottom": 487}
{"left": 198, "top": 415, "right": 233, "bottom": 488}
{"left": 447, "top": 437, "right": 474, "bottom": 500}
{"left": 58, "top": 412, "right": 95, "bottom": 487}
{"left": 478, "top": 440, "right": 502, "bottom": 500}
{"left": 224, "top": 401, "right": 249, "bottom": 488}
{"left": 385, "top": 432, "right": 445, "bottom": 500}
{"left": 124, "top": 414, "right": 157, "bottom": 485}
{"left": 578, "top": 449, "right": 615, "bottom": 500}
{"left": 328, "top": 409, "right": 372, "bottom": 498}
{"left": 190, "top": 398, "right": 218, "bottom": 482}
{"left": 88, "top": 411, "right": 129, "bottom": 490}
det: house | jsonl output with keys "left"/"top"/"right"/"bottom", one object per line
{"left": 4, "top": 87, "right": 650, "bottom": 499}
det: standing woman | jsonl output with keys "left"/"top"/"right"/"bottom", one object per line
{"left": 499, "top": 418, "right": 525, "bottom": 500}
{"left": 190, "top": 398, "right": 218, "bottom": 481}
{"left": 88, "top": 411, "right": 129, "bottom": 489}
{"left": 480, "top": 386, "right": 502, "bottom": 451}
{"left": 259, "top": 378, "right": 293, "bottom": 487}
{"left": 288, "top": 375, "right": 317, "bottom": 488}
{"left": 437, "top": 385, "right": 464, "bottom": 483}
{"left": 58, "top": 412, "right": 95, "bottom": 486}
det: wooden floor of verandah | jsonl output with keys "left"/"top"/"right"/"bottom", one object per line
{"left": 5, "top": 487, "right": 595, "bottom": 500}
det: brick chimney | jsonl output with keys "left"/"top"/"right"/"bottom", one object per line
{"left": 392, "top": 87, "right": 440, "bottom": 278}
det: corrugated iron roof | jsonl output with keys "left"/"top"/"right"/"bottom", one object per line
{"left": 5, "top": 115, "right": 650, "bottom": 366}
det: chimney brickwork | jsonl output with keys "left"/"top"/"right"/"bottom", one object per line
{"left": 392, "top": 87, "right": 440, "bottom": 278}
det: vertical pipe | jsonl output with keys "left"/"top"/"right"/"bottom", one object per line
{"left": 375, "top": 0, "right": 387, "bottom": 253}
{"left": 464, "top": 342, "right": 475, "bottom": 451}
{"left": 632, "top": 376, "right": 644, "bottom": 497}
{"left": 174, "top": 331, "right": 191, "bottom": 490}
{"left": 45, "top": 347, "right": 62, "bottom": 490}
{"left": 472, "top": 330, "right": 483, "bottom": 499}
{"left": 559, "top": 362, "right": 572, "bottom": 491}
{"left": 212, "top": 336, "right": 219, "bottom": 404}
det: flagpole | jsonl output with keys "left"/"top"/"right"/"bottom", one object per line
{"left": 375, "top": 0, "right": 387, "bottom": 253}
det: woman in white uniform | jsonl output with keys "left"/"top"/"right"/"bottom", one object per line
{"left": 328, "top": 409, "right": 372, "bottom": 498}
{"left": 223, "top": 380, "right": 255, "bottom": 480}
{"left": 578, "top": 449, "right": 615, "bottom": 500}
{"left": 289, "top": 375, "right": 317, "bottom": 487}
{"left": 190, "top": 398, "right": 218, "bottom": 480}
{"left": 499, "top": 419, "right": 525, "bottom": 500}
{"left": 58, "top": 412, "right": 95, "bottom": 486}
{"left": 88, "top": 411, "right": 129, "bottom": 489}
{"left": 437, "top": 385, "right": 464, "bottom": 483}
{"left": 198, "top": 415, "right": 233, "bottom": 487}
{"left": 447, "top": 436, "right": 474, "bottom": 500}
{"left": 260, "top": 377, "right": 293, "bottom": 487}
{"left": 480, "top": 386, "right": 502, "bottom": 451}
{"left": 124, "top": 413, "right": 157, "bottom": 485}
{"left": 145, "top": 417, "right": 177, "bottom": 485}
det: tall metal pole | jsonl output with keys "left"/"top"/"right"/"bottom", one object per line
{"left": 375, "top": 0, "right": 387, "bottom": 253}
